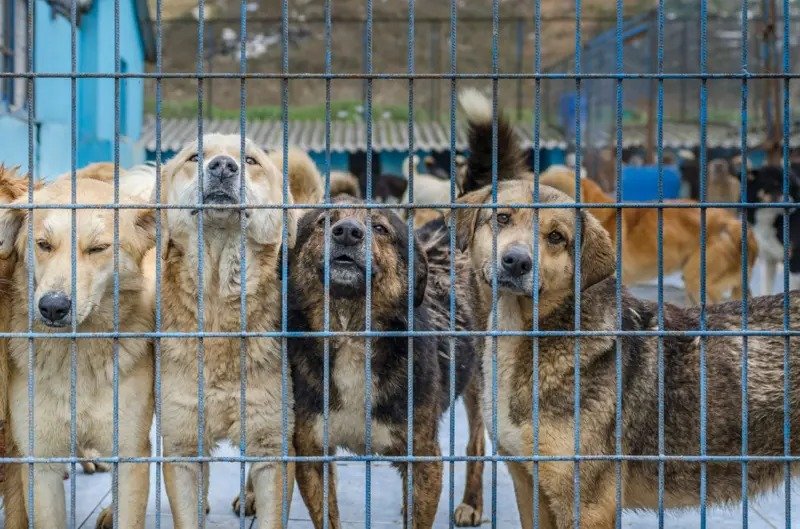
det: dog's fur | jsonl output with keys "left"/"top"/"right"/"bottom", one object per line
{"left": 286, "top": 201, "right": 485, "bottom": 528}
{"left": 329, "top": 171, "right": 362, "bottom": 199}
{"left": 456, "top": 91, "right": 800, "bottom": 528}
{"left": 458, "top": 177, "right": 800, "bottom": 528}
{"left": 158, "top": 134, "right": 321, "bottom": 529}
{"left": 0, "top": 174, "right": 156, "bottom": 529}
{"left": 402, "top": 155, "right": 461, "bottom": 229}
{"left": 538, "top": 160, "right": 757, "bottom": 304}
{"left": 0, "top": 166, "right": 32, "bottom": 529}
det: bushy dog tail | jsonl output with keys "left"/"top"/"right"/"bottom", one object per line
{"left": 458, "top": 88, "right": 527, "bottom": 194}
{"left": 269, "top": 148, "right": 324, "bottom": 205}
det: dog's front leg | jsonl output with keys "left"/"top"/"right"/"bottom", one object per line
{"left": 249, "top": 455, "right": 295, "bottom": 529}
{"left": 294, "top": 425, "right": 341, "bottom": 529}
{"left": 164, "top": 460, "right": 209, "bottom": 529}
{"left": 397, "top": 435, "right": 443, "bottom": 529}
{"left": 505, "top": 460, "right": 556, "bottom": 529}
{"left": 19, "top": 462, "right": 67, "bottom": 529}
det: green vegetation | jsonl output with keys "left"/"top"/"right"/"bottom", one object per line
{"left": 144, "top": 99, "right": 425, "bottom": 122}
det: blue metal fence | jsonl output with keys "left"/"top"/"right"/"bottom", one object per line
{"left": 0, "top": 0, "right": 797, "bottom": 528}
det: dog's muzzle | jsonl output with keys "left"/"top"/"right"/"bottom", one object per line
{"left": 202, "top": 155, "right": 240, "bottom": 207}
{"left": 321, "top": 217, "right": 375, "bottom": 298}
{"left": 38, "top": 291, "right": 71, "bottom": 327}
{"left": 495, "top": 245, "right": 534, "bottom": 295}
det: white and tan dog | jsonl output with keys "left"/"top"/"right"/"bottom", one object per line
{"left": 1, "top": 174, "right": 157, "bottom": 529}
{"left": 157, "top": 134, "right": 321, "bottom": 529}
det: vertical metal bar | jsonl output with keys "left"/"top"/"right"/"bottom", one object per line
{"left": 322, "top": 1, "right": 333, "bottom": 528}
{"left": 489, "top": 0, "right": 500, "bottom": 527}
{"left": 194, "top": 0, "right": 208, "bottom": 522}
{"left": 25, "top": 0, "right": 35, "bottom": 524}
{"left": 780, "top": 0, "right": 792, "bottom": 526}
{"left": 68, "top": 0, "right": 78, "bottom": 525}
{"left": 515, "top": 17, "right": 524, "bottom": 121}
{"left": 112, "top": 0, "right": 123, "bottom": 523}
{"left": 363, "top": 0, "right": 374, "bottom": 525}
{"left": 572, "top": 0, "right": 583, "bottom": 525}
{"left": 111, "top": 0, "right": 123, "bottom": 524}
{"left": 531, "top": 1, "right": 543, "bottom": 527}
{"left": 655, "top": 3, "right": 666, "bottom": 527}
{"left": 612, "top": 0, "right": 624, "bottom": 526}
{"left": 280, "top": 0, "right": 291, "bottom": 524}
{"left": 446, "top": 2, "right": 458, "bottom": 528}
{"left": 153, "top": 0, "right": 164, "bottom": 524}
{"left": 698, "top": 0, "right": 709, "bottom": 526}
{"left": 405, "top": 0, "right": 416, "bottom": 526}
{"left": 739, "top": 0, "right": 752, "bottom": 526}
{"left": 236, "top": 0, "right": 249, "bottom": 524}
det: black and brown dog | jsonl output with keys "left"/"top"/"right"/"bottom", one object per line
{"left": 286, "top": 200, "right": 486, "bottom": 528}
{"left": 457, "top": 88, "right": 800, "bottom": 529}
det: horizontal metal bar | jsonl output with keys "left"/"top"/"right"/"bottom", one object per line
{"left": 5, "top": 329, "right": 800, "bottom": 339}
{"left": 5, "top": 454, "right": 800, "bottom": 464}
{"left": 1, "top": 201, "right": 797, "bottom": 211}
{"left": 1, "top": 72, "right": 799, "bottom": 80}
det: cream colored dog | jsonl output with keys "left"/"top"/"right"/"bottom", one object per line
{"left": 0, "top": 175, "right": 156, "bottom": 529}
{"left": 158, "top": 135, "right": 321, "bottom": 529}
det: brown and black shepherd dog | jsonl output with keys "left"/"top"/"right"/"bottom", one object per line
{"left": 456, "top": 89, "right": 800, "bottom": 529}
{"left": 284, "top": 199, "right": 486, "bottom": 528}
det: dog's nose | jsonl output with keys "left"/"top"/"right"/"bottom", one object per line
{"left": 38, "top": 292, "right": 71, "bottom": 323}
{"left": 207, "top": 156, "right": 239, "bottom": 181}
{"left": 501, "top": 246, "right": 533, "bottom": 277}
{"left": 331, "top": 218, "right": 365, "bottom": 247}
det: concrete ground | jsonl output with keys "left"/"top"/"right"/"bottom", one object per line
{"left": 2, "top": 261, "right": 798, "bottom": 528}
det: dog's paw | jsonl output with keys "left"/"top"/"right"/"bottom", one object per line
{"left": 231, "top": 492, "right": 256, "bottom": 517}
{"left": 453, "top": 503, "right": 483, "bottom": 526}
{"left": 95, "top": 506, "right": 113, "bottom": 529}
{"left": 81, "top": 448, "right": 111, "bottom": 474}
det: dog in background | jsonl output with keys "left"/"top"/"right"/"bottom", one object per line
{"left": 286, "top": 199, "right": 485, "bottom": 528}
{"left": 744, "top": 164, "right": 800, "bottom": 294}
{"left": 158, "top": 134, "right": 322, "bottom": 529}
{"left": 329, "top": 170, "right": 361, "bottom": 199}
{"left": 538, "top": 160, "right": 757, "bottom": 304}
{"left": 456, "top": 90, "right": 800, "bottom": 529}
{"left": 0, "top": 172, "right": 157, "bottom": 529}
{"left": 402, "top": 154, "right": 468, "bottom": 228}
{"left": 707, "top": 158, "right": 741, "bottom": 209}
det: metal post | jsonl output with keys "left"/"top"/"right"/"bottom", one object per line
{"left": 516, "top": 17, "right": 524, "bottom": 121}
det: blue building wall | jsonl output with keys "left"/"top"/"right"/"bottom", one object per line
{"left": 0, "top": 0, "right": 147, "bottom": 179}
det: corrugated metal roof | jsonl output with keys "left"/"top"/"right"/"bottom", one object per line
{"left": 140, "top": 117, "right": 568, "bottom": 153}
{"left": 141, "top": 116, "right": 799, "bottom": 153}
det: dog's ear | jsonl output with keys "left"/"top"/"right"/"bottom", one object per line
{"left": 156, "top": 156, "right": 178, "bottom": 260}
{"left": 0, "top": 200, "right": 26, "bottom": 259}
{"left": 412, "top": 238, "right": 428, "bottom": 307}
{"left": 579, "top": 210, "right": 615, "bottom": 290}
{"left": 130, "top": 208, "right": 157, "bottom": 262}
{"left": 454, "top": 187, "right": 490, "bottom": 251}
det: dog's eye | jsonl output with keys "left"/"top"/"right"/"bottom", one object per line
{"left": 496, "top": 213, "right": 511, "bottom": 225}
{"left": 372, "top": 223, "right": 389, "bottom": 235}
{"left": 188, "top": 153, "right": 199, "bottom": 162}
{"left": 547, "top": 231, "right": 565, "bottom": 245}
{"left": 87, "top": 244, "right": 111, "bottom": 255}
{"left": 36, "top": 240, "right": 52, "bottom": 252}
{"left": 245, "top": 156, "right": 259, "bottom": 166}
